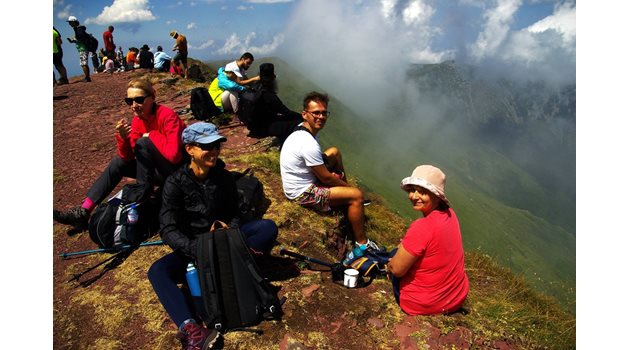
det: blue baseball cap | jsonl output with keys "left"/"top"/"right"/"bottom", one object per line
{"left": 182, "top": 122, "right": 227, "bottom": 145}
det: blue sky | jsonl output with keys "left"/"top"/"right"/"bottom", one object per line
{"left": 52, "top": 0, "right": 576, "bottom": 80}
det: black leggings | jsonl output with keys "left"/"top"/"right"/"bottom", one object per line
{"left": 86, "top": 137, "right": 182, "bottom": 204}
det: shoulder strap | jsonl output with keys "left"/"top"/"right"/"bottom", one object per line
{"left": 196, "top": 231, "right": 224, "bottom": 330}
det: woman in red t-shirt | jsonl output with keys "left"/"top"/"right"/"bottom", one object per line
{"left": 386, "top": 165, "right": 469, "bottom": 315}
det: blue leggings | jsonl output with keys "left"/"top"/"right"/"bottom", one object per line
{"left": 147, "top": 219, "right": 278, "bottom": 327}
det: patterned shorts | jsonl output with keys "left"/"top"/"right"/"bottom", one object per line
{"left": 78, "top": 51, "right": 94, "bottom": 66}
{"left": 294, "top": 184, "right": 331, "bottom": 212}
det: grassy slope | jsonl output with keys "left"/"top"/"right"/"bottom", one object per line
{"left": 236, "top": 57, "right": 575, "bottom": 311}
{"left": 235, "top": 151, "right": 576, "bottom": 349}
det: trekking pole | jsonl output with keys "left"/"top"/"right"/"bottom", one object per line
{"left": 59, "top": 240, "right": 165, "bottom": 258}
{"left": 280, "top": 248, "right": 347, "bottom": 282}
{"left": 279, "top": 248, "right": 334, "bottom": 268}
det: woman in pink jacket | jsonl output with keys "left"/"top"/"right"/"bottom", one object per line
{"left": 54, "top": 78, "right": 186, "bottom": 234}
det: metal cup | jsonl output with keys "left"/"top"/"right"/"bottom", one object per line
{"left": 343, "top": 268, "right": 359, "bottom": 288}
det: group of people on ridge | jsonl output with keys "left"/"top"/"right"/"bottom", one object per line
{"left": 54, "top": 57, "right": 469, "bottom": 348}
{"left": 54, "top": 17, "right": 190, "bottom": 83}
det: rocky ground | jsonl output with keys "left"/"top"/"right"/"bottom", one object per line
{"left": 52, "top": 70, "right": 521, "bottom": 350}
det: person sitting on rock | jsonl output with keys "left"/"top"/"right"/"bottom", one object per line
{"left": 386, "top": 165, "right": 469, "bottom": 315}
{"left": 279, "top": 91, "right": 379, "bottom": 252}
{"left": 53, "top": 78, "right": 186, "bottom": 234}
{"left": 147, "top": 122, "right": 278, "bottom": 349}
{"left": 239, "top": 63, "right": 302, "bottom": 147}
{"left": 207, "top": 66, "right": 246, "bottom": 115}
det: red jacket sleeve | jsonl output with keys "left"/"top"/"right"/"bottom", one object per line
{"left": 116, "top": 117, "right": 144, "bottom": 162}
{"left": 147, "top": 106, "right": 184, "bottom": 164}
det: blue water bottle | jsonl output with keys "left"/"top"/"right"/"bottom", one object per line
{"left": 127, "top": 204, "right": 138, "bottom": 225}
{"left": 343, "top": 244, "right": 367, "bottom": 265}
{"left": 186, "top": 263, "right": 201, "bottom": 297}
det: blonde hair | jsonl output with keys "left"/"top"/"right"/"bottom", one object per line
{"left": 127, "top": 78, "right": 155, "bottom": 98}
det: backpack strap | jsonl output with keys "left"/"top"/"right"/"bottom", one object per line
{"left": 196, "top": 229, "right": 224, "bottom": 331}
{"left": 214, "top": 227, "right": 242, "bottom": 328}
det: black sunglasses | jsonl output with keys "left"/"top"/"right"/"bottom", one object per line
{"left": 191, "top": 142, "right": 221, "bottom": 151}
{"left": 124, "top": 95, "right": 148, "bottom": 105}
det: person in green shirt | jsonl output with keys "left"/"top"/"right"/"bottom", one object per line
{"left": 53, "top": 27, "right": 68, "bottom": 85}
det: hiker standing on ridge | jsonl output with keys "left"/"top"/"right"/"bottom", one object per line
{"left": 148, "top": 122, "right": 278, "bottom": 349}
{"left": 53, "top": 26, "right": 69, "bottom": 85}
{"left": 66, "top": 16, "right": 99, "bottom": 82}
{"left": 102, "top": 26, "right": 116, "bottom": 61}
{"left": 386, "top": 165, "right": 469, "bottom": 315}
{"left": 53, "top": 78, "right": 186, "bottom": 234}
{"left": 279, "top": 91, "right": 379, "bottom": 253}
{"left": 169, "top": 30, "right": 188, "bottom": 79}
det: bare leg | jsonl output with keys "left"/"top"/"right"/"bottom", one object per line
{"left": 329, "top": 186, "right": 367, "bottom": 244}
{"left": 323, "top": 147, "right": 346, "bottom": 181}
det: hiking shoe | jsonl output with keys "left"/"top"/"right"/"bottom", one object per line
{"left": 53, "top": 206, "right": 89, "bottom": 232}
{"left": 58, "top": 78, "right": 69, "bottom": 85}
{"left": 176, "top": 322, "right": 220, "bottom": 350}
{"left": 82, "top": 77, "right": 91, "bottom": 82}
{"left": 359, "top": 239, "right": 380, "bottom": 252}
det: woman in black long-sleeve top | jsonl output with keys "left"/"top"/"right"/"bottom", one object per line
{"left": 147, "top": 122, "right": 278, "bottom": 349}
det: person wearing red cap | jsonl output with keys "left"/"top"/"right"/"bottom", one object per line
{"left": 386, "top": 165, "right": 469, "bottom": 315}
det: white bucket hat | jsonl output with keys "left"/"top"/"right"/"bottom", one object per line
{"left": 400, "top": 165, "right": 450, "bottom": 206}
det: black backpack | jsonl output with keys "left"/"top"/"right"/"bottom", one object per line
{"left": 87, "top": 34, "right": 99, "bottom": 53}
{"left": 188, "top": 64, "right": 205, "bottom": 82}
{"left": 232, "top": 169, "right": 266, "bottom": 223}
{"left": 195, "top": 221, "right": 282, "bottom": 332}
{"left": 237, "top": 87, "right": 262, "bottom": 126}
{"left": 190, "top": 87, "right": 222, "bottom": 121}
{"left": 88, "top": 183, "right": 158, "bottom": 249}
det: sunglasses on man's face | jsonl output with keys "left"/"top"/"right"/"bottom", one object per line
{"left": 124, "top": 95, "right": 148, "bottom": 106}
{"left": 191, "top": 142, "right": 221, "bottom": 151}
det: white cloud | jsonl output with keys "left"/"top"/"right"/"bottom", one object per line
{"left": 166, "top": 20, "right": 176, "bottom": 25}
{"left": 237, "top": 6, "right": 249, "bottom": 10}
{"left": 187, "top": 22, "right": 197, "bottom": 29}
{"left": 247, "top": 34, "right": 285, "bottom": 55}
{"left": 527, "top": 1, "right": 575, "bottom": 47}
{"left": 57, "top": 5, "right": 73, "bottom": 20}
{"left": 469, "top": 0, "right": 522, "bottom": 60}
{"left": 380, "top": 0, "right": 397, "bottom": 20}
{"left": 215, "top": 32, "right": 284, "bottom": 55}
{"left": 85, "top": 0, "right": 157, "bottom": 25}
{"left": 217, "top": 33, "right": 258, "bottom": 55}
{"left": 402, "top": 0, "right": 434, "bottom": 26}
{"left": 221, "top": 5, "right": 228, "bottom": 10}
{"left": 190, "top": 39, "right": 215, "bottom": 50}
{"left": 53, "top": 0, "right": 72, "bottom": 20}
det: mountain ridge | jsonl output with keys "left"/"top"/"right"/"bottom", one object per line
{"left": 52, "top": 63, "right": 575, "bottom": 349}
